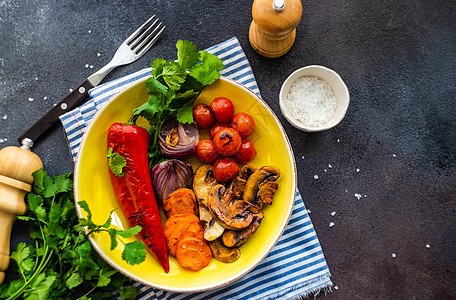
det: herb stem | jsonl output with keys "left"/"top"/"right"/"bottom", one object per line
{"left": 77, "top": 284, "right": 98, "bottom": 300}
{"left": 7, "top": 247, "right": 53, "bottom": 300}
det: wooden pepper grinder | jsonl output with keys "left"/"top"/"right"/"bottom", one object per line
{"left": 249, "top": 0, "right": 302, "bottom": 58}
{"left": 0, "top": 140, "right": 43, "bottom": 284}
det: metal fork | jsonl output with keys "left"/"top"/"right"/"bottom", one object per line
{"left": 18, "top": 15, "right": 165, "bottom": 146}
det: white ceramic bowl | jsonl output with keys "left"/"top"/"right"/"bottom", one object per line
{"left": 279, "top": 65, "right": 350, "bottom": 132}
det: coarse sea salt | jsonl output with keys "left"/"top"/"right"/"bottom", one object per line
{"left": 284, "top": 76, "right": 337, "bottom": 127}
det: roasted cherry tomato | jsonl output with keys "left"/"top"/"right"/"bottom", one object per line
{"left": 233, "top": 138, "right": 257, "bottom": 163}
{"left": 231, "top": 112, "right": 255, "bottom": 138}
{"left": 193, "top": 103, "right": 216, "bottom": 128}
{"left": 210, "top": 97, "right": 235, "bottom": 123}
{"left": 213, "top": 128, "right": 242, "bottom": 156}
{"left": 195, "top": 139, "right": 220, "bottom": 163}
{"left": 213, "top": 157, "right": 239, "bottom": 182}
{"left": 209, "top": 122, "right": 230, "bottom": 140}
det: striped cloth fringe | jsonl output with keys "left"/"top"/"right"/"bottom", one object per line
{"left": 59, "top": 37, "right": 332, "bottom": 299}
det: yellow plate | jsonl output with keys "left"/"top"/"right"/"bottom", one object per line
{"left": 74, "top": 76, "right": 297, "bottom": 292}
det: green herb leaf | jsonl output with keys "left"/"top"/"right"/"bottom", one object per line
{"left": 177, "top": 100, "right": 196, "bottom": 124}
{"left": 145, "top": 76, "right": 169, "bottom": 96}
{"left": 176, "top": 40, "right": 200, "bottom": 70}
{"left": 122, "top": 241, "right": 147, "bottom": 265}
{"left": 10, "top": 242, "right": 34, "bottom": 273}
{"left": 96, "top": 268, "right": 117, "bottom": 287}
{"left": 162, "top": 62, "right": 187, "bottom": 90}
{"left": 116, "top": 225, "right": 142, "bottom": 238}
{"left": 189, "top": 50, "right": 224, "bottom": 86}
{"left": 118, "top": 285, "right": 140, "bottom": 300}
{"left": 66, "top": 272, "right": 83, "bottom": 289}
{"left": 106, "top": 148, "right": 127, "bottom": 177}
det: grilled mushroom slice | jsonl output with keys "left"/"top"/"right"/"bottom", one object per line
{"left": 243, "top": 166, "right": 281, "bottom": 213}
{"left": 198, "top": 205, "right": 225, "bottom": 241}
{"left": 222, "top": 211, "right": 264, "bottom": 248}
{"left": 208, "top": 184, "right": 253, "bottom": 230}
{"left": 193, "top": 164, "right": 219, "bottom": 208}
{"left": 229, "top": 163, "right": 258, "bottom": 198}
{"left": 208, "top": 238, "right": 241, "bottom": 263}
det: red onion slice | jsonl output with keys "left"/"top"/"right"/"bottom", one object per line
{"left": 159, "top": 119, "right": 199, "bottom": 158}
{"left": 150, "top": 159, "right": 194, "bottom": 204}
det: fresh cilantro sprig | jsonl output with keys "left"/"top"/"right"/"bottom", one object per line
{"left": 132, "top": 40, "right": 224, "bottom": 165}
{"left": 0, "top": 169, "right": 141, "bottom": 300}
{"left": 77, "top": 201, "right": 147, "bottom": 265}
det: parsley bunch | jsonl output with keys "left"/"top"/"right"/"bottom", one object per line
{"left": 0, "top": 169, "right": 142, "bottom": 300}
{"left": 132, "top": 40, "right": 224, "bottom": 165}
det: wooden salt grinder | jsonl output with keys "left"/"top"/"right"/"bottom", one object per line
{"left": 0, "top": 143, "right": 43, "bottom": 284}
{"left": 249, "top": 0, "right": 302, "bottom": 58}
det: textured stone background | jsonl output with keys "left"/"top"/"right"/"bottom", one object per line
{"left": 1, "top": 0, "right": 455, "bottom": 298}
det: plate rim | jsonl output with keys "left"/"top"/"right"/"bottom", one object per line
{"left": 74, "top": 75, "right": 297, "bottom": 293}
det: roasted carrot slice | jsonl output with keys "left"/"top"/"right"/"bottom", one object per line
{"left": 165, "top": 214, "right": 201, "bottom": 256}
{"left": 163, "top": 188, "right": 198, "bottom": 218}
{"left": 180, "top": 222, "right": 205, "bottom": 241}
{"left": 164, "top": 213, "right": 200, "bottom": 236}
{"left": 166, "top": 222, "right": 205, "bottom": 257}
{"left": 176, "top": 236, "right": 212, "bottom": 271}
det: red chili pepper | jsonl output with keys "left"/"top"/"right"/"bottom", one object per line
{"left": 107, "top": 122, "right": 169, "bottom": 273}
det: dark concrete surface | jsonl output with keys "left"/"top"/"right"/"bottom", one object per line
{"left": 1, "top": 0, "right": 455, "bottom": 299}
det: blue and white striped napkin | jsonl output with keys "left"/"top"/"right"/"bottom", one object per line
{"left": 60, "top": 37, "right": 332, "bottom": 299}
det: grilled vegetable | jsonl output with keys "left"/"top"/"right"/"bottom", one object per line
{"left": 208, "top": 185, "right": 253, "bottom": 230}
{"left": 162, "top": 188, "right": 198, "bottom": 219}
{"left": 222, "top": 212, "right": 264, "bottom": 247}
{"left": 208, "top": 238, "right": 241, "bottom": 263}
{"left": 150, "top": 159, "right": 193, "bottom": 205}
{"left": 164, "top": 213, "right": 202, "bottom": 256}
{"left": 243, "top": 165, "right": 281, "bottom": 213}
{"left": 107, "top": 122, "right": 169, "bottom": 273}
{"left": 176, "top": 236, "right": 212, "bottom": 271}
{"left": 159, "top": 119, "right": 199, "bottom": 158}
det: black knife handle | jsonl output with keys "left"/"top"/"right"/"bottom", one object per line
{"left": 18, "top": 79, "right": 94, "bottom": 145}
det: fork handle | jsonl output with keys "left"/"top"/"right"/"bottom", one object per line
{"left": 18, "top": 79, "right": 94, "bottom": 145}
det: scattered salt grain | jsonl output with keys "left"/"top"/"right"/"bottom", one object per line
{"left": 393, "top": 154, "right": 397, "bottom": 158}
{"left": 97, "top": 53, "right": 101, "bottom": 57}
{"left": 314, "top": 175, "right": 319, "bottom": 180}
{"left": 301, "top": 155, "right": 305, "bottom": 159}
{"left": 69, "top": 88, "right": 73, "bottom": 92}
{"left": 35, "top": 77, "right": 38, "bottom": 81}
{"left": 88, "top": 30, "right": 92, "bottom": 33}
{"left": 43, "top": 96, "right": 47, "bottom": 100}
{"left": 28, "top": 97, "right": 34, "bottom": 102}
{"left": 324, "top": 169, "right": 327, "bottom": 172}
{"left": 89, "top": 65, "right": 94, "bottom": 69}
{"left": 392, "top": 253, "right": 396, "bottom": 258}
{"left": 356, "top": 168, "right": 360, "bottom": 173}
{"left": 306, "top": 209, "right": 311, "bottom": 214}
{"left": 284, "top": 76, "right": 337, "bottom": 127}
{"left": 426, "top": 244, "right": 431, "bottom": 248}
{"left": 2, "top": 115, "right": 7, "bottom": 120}
{"left": 337, "top": 139, "right": 340, "bottom": 143}
{"left": 334, "top": 286, "right": 339, "bottom": 290}
{"left": 85, "top": 64, "right": 89, "bottom": 68}
{"left": 329, "top": 222, "right": 335, "bottom": 227}
{"left": 0, "top": 139, "right": 4, "bottom": 143}
{"left": 328, "top": 164, "right": 333, "bottom": 168}
{"left": 354, "top": 193, "right": 362, "bottom": 200}
{"left": 331, "top": 211, "right": 336, "bottom": 216}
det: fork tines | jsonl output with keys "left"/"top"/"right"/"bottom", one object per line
{"left": 126, "top": 15, "right": 166, "bottom": 56}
